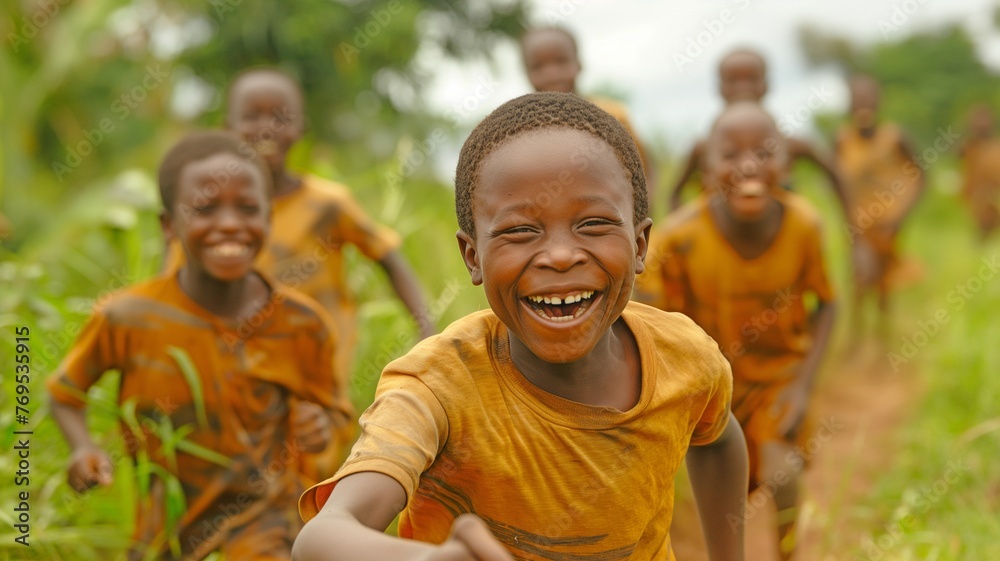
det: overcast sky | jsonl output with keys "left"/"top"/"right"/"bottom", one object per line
{"left": 419, "top": 0, "right": 1000, "bottom": 161}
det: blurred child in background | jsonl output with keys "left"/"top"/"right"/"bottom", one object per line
{"left": 166, "top": 68, "right": 436, "bottom": 479}
{"left": 49, "top": 131, "right": 346, "bottom": 560}
{"left": 520, "top": 26, "right": 656, "bottom": 200}
{"left": 836, "top": 74, "right": 926, "bottom": 320}
{"left": 668, "top": 48, "right": 848, "bottom": 218}
{"left": 637, "top": 102, "right": 836, "bottom": 560}
{"left": 959, "top": 103, "right": 1000, "bottom": 239}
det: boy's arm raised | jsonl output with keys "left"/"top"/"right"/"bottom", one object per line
{"left": 380, "top": 250, "right": 436, "bottom": 339}
{"left": 686, "top": 413, "right": 748, "bottom": 561}
{"left": 292, "top": 472, "right": 512, "bottom": 561}
{"left": 789, "top": 138, "right": 851, "bottom": 220}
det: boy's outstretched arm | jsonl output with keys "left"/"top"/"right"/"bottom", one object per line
{"left": 668, "top": 142, "right": 705, "bottom": 211}
{"left": 379, "top": 250, "right": 436, "bottom": 339}
{"left": 686, "top": 413, "right": 748, "bottom": 561}
{"left": 49, "top": 398, "right": 114, "bottom": 492}
{"left": 773, "top": 300, "right": 836, "bottom": 439}
{"left": 292, "top": 472, "right": 513, "bottom": 561}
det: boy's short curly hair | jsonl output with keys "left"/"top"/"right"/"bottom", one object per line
{"left": 158, "top": 130, "right": 271, "bottom": 212}
{"left": 455, "top": 92, "right": 647, "bottom": 238}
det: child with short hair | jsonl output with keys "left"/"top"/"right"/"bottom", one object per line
{"left": 668, "top": 48, "right": 849, "bottom": 217}
{"left": 837, "top": 74, "right": 926, "bottom": 315}
{"left": 48, "top": 131, "right": 348, "bottom": 560}
{"left": 637, "top": 102, "right": 836, "bottom": 560}
{"left": 520, "top": 26, "right": 656, "bottom": 197}
{"left": 165, "top": 67, "right": 436, "bottom": 476}
{"left": 292, "top": 92, "right": 748, "bottom": 561}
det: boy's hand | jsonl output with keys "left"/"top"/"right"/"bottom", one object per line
{"left": 772, "top": 380, "right": 809, "bottom": 441}
{"left": 293, "top": 402, "right": 332, "bottom": 453}
{"left": 67, "top": 446, "right": 113, "bottom": 492}
{"left": 425, "top": 515, "right": 513, "bottom": 561}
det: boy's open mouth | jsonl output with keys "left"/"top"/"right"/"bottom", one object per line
{"left": 523, "top": 290, "right": 597, "bottom": 322}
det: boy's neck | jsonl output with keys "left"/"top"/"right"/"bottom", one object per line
{"left": 178, "top": 268, "right": 271, "bottom": 320}
{"left": 507, "top": 319, "right": 641, "bottom": 411}
{"left": 709, "top": 197, "right": 784, "bottom": 260}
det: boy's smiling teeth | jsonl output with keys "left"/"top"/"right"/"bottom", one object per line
{"left": 209, "top": 243, "right": 250, "bottom": 258}
{"left": 525, "top": 290, "right": 597, "bottom": 322}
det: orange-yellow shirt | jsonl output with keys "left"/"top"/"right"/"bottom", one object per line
{"left": 635, "top": 193, "right": 834, "bottom": 383}
{"left": 47, "top": 273, "right": 346, "bottom": 558}
{"left": 837, "top": 123, "right": 920, "bottom": 226}
{"left": 961, "top": 137, "right": 1000, "bottom": 202}
{"left": 299, "top": 302, "right": 732, "bottom": 560}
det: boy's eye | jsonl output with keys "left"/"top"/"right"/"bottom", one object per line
{"left": 193, "top": 205, "right": 216, "bottom": 215}
{"left": 239, "top": 204, "right": 260, "bottom": 214}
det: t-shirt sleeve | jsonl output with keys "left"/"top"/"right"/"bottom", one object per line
{"left": 801, "top": 219, "right": 835, "bottom": 303}
{"left": 334, "top": 190, "right": 402, "bottom": 262}
{"left": 298, "top": 370, "right": 447, "bottom": 522}
{"left": 46, "top": 310, "right": 119, "bottom": 408}
{"left": 689, "top": 338, "right": 734, "bottom": 447}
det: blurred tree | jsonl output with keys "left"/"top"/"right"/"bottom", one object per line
{"left": 798, "top": 24, "right": 1000, "bottom": 150}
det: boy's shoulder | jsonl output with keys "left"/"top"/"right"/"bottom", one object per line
{"left": 94, "top": 274, "right": 184, "bottom": 323}
{"left": 656, "top": 196, "right": 711, "bottom": 239}
{"left": 779, "top": 192, "right": 825, "bottom": 233}
{"left": 270, "top": 280, "right": 338, "bottom": 337}
{"left": 386, "top": 309, "right": 500, "bottom": 375}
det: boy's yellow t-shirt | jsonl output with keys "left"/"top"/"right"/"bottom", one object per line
{"left": 299, "top": 302, "right": 732, "bottom": 560}
{"left": 837, "top": 123, "right": 920, "bottom": 228}
{"left": 635, "top": 193, "right": 834, "bottom": 384}
{"left": 46, "top": 273, "right": 346, "bottom": 559}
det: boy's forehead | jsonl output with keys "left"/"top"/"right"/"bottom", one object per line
{"left": 523, "top": 29, "right": 576, "bottom": 56}
{"left": 710, "top": 110, "right": 779, "bottom": 146}
{"left": 230, "top": 74, "right": 302, "bottom": 106}
{"left": 721, "top": 55, "right": 765, "bottom": 78}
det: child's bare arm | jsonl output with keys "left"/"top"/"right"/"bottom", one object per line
{"left": 379, "top": 250, "right": 436, "bottom": 340}
{"left": 773, "top": 300, "right": 836, "bottom": 439}
{"left": 668, "top": 142, "right": 705, "bottom": 211}
{"left": 49, "top": 398, "right": 113, "bottom": 492}
{"left": 292, "top": 472, "right": 513, "bottom": 561}
{"left": 686, "top": 413, "right": 748, "bottom": 561}
{"left": 789, "top": 138, "right": 851, "bottom": 220}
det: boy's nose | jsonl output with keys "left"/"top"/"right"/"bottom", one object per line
{"left": 215, "top": 207, "right": 244, "bottom": 231}
{"left": 535, "top": 235, "right": 588, "bottom": 271}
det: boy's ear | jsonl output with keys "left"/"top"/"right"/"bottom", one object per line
{"left": 456, "top": 230, "right": 483, "bottom": 286}
{"left": 634, "top": 217, "right": 653, "bottom": 275}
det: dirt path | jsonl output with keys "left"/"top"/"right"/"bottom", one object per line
{"left": 670, "top": 338, "right": 922, "bottom": 560}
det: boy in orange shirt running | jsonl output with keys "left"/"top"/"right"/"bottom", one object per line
{"left": 293, "top": 92, "right": 748, "bottom": 561}
{"left": 837, "top": 74, "right": 926, "bottom": 316}
{"left": 959, "top": 103, "right": 1000, "bottom": 239}
{"left": 667, "top": 48, "right": 849, "bottom": 217}
{"left": 637, "top": 102, "right": 836, "bottom": 560}
{"left": 48, "top": 131, "right": 347, "bottom": 560}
